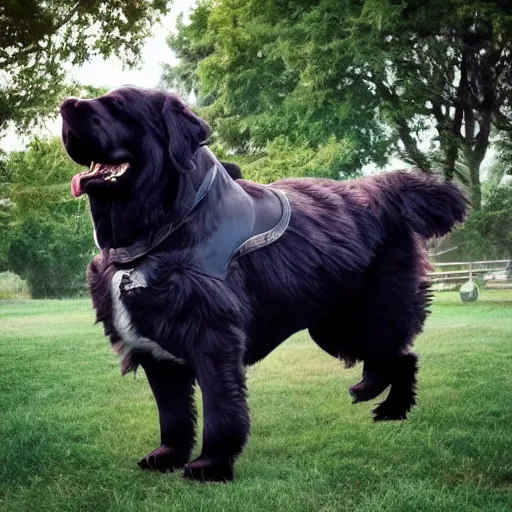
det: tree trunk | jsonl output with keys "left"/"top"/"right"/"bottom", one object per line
{"left": 442, "top": 135, "right": 458, "bottom": 181}
{"left": 466, "top": 154, "right": 482, "bottom": 211}
{"left": 396, "top": 119, "right": 432, "bottom": 172}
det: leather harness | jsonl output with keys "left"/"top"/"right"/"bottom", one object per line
{"left": 95, "top": 147, "right": 291, "bottom": 280}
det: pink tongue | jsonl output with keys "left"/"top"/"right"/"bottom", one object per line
{"left": 71, "top": 174, "right": 83, "bottom": 197}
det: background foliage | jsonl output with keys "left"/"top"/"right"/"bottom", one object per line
{"left": 1, "top": 0, "right": 512, "bottom": 298}
{"left": 164, "top": 0, "right": 512, "bottom": 210}
{"left": 0, "top": 0, "right": 168, "bottom": 297}
{"left": 162, "top": 0, "right": 512, "bottom": 262}
{"left": 1, "top": 137, "right": 95, "bottom": 298}
{"left": 0, "top": 0, "right": 170, "bottom": 131}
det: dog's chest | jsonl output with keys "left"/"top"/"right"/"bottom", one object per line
{"left": 110, "top": 268, "right": 185, "bottom": 364}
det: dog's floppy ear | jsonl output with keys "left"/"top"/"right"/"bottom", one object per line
{"left": 162, "top": 94, "right": 211, "bottom": 172}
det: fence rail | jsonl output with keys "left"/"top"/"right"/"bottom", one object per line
{"left": 433, "top": 260, "right": 510, "bottom": 267}
{"left": 428, "top": 259, "right": 512, "bottom": 288}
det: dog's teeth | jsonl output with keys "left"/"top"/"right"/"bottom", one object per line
{"left": 114, "top": 164, "right": 129, "bottom": 177}
{"left": 89, "top": 161, "right": 95, "bottom": 172}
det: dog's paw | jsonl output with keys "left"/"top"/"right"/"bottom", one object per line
{"left": 350, "top": 376, "right": 390, "bottom": 404}
{"left": 349, "top": 381, "right": 386, "bottom": 403}
{"left": 372, "top": 401, "right": 408, "bottom": 422}
{"left": 183, "top": 458, "right": 234, "bottom": 483}
{"left": 138, "top": 445, "right": 188, "bottom": 472}
{"left": 349, "top": 382, "right": 371, "bottom": 403}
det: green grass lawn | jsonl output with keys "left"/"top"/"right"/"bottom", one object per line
{"left": 1, "top": 292, "right": 511, "bottom": 512}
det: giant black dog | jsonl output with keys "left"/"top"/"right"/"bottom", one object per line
{"left": 60, "top": 87, "right": 467, "bottom": 482}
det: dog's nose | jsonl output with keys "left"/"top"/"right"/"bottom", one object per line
{"left": 60, "top": 97, "right": 82, "bottom": 113}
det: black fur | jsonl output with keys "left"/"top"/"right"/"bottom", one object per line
{"left": 60, "top": 87, "right": 468, "bottom": 482}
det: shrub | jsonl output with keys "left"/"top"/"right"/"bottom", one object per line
{"left": 454, "top": 183, "right": 512, "bottom": 260}
{"left": 8, "top": 218, "right": 95, "bottom": 298}
{"left": 0, "top": 271, "right": 30, "bottom": 299}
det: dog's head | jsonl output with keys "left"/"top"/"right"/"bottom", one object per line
{"left": 60, "top": 87, "right": 212, "bottom": 198}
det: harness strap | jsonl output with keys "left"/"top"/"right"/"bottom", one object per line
{"left": 232, "top": 188, "right": 291, "bottom": 260}
{"left": 94, "top": 147, "right": 291, "bottom": 273}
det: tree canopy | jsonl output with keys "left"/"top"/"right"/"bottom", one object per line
{"left": 164, "top": 0, "right": 512, "bottom": 207}
{"left": 164, "top": 0, "right": 392, "bottom": 179}
{"left": 0, "top": 0, "right": 169, "bottom": 131}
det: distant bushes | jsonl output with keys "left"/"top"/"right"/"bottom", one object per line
{"left": 453, "top": 183, "right": 512, "bottom": 260}
{"left": 2, "top": 137, "right": 96, "bottom": 299}
{"left": 0, "top": 271, "right": 30, "bottom": 299}
{"left": 7, "top": 218, "right": 94, "bottom": 299}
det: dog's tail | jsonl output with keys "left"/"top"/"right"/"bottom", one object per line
{"left": 375, "top": 171, "right": 468, "bottom": 239}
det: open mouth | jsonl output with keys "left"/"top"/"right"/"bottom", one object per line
{"left": 71, "top": 161, "right": 130, "bottom": 197}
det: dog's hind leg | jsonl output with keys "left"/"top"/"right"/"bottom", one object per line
{"left": 356, "top": 233, "right": 427, "bottom": 421}
{"left": 137, "top": 355, "right": 196, "bottom": 472}
{"left": 310, "top": 231, "right": 428, "bottom": 421}
{"left": 349, "top": 359, "right": 393, "bottom": 403}
{"left": 309, "top": 317, "right": 397, "bottom": 404}
{"left": 310, "top": 318, "right": 418, "bottom": 421}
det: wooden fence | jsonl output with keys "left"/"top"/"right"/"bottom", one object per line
{"left": 428, "top": 259, "right": 512, "bottom": 289}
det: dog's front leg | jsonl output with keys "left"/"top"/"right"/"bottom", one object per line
{"left": 184, "top": 345, "right": 249, "bottom": 483}
{"left": 137, "top": 355, "right": 196, "bottom": 472}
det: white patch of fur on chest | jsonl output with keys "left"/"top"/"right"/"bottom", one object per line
{"left": 111, "top": 269, "right": 185, "bottom": 365}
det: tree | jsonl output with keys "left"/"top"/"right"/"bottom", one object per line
{"left": 0, "top": 0, "right": 169, "bottom": 131}
{"left": 164, "top": 0, "right": 512, "bottom": 207}
{"left": 454, "top": 181, "right": 512, "bottom": 259}
{"left": 493, "top": 134, "right": 512, "bottom": 182}
{"left": 8, "top": 218, "right": 93, "bottom": 298}
{"left": 162, "top": 0, "right": 392, "bottom": 179}
{"left": 2, "top": 137, "right": 96, "bottom": 297}
{"left": 162, "top": 5, "right": 215, "bottom": 103}
{"left": 347, "top": 0, "right": 512, "bottom": 210}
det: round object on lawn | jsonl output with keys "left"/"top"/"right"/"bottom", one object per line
{"left": 460, "top": 279, "right": 479, "bottom": 302}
